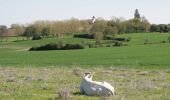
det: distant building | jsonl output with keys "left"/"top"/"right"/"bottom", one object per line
{"left": 91, "top": 16, "right": 96, "bottom": 24}
{"left": 89, "top": 16, "right": 96, "bottom": 24}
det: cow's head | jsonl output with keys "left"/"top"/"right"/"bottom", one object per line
{"left": 83, "top": 72, "right": 95, "bottom": 80}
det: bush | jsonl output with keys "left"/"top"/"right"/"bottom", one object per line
{"left": 61, "top": 44, "right": 84, "bottom": 50}
{"left": 104, "top": 36, "right": 131, "bottom": 42}
{"left": 73, "top": 34, "right": 94, "bottom": 39}
{"left": 32, "top": 36, "right": 42, "bottom": 40}
{"left": 87, "top": 43, "right": 96, "bottom": 48}
{"left": 29, "top": 43, "right": 84, "bottom": 51}
{"left": 162, "top": 41, "right": 166, "bottom": 43}
{"left": 106, "top": 44, "right": 112, "bottom": 47}
{"left": 103, "top": 35, "right": 114, "bottom": 40}
{"left": 114, "top": 41, "right": 123, "bottom": 46}
{"left": 113, "top": 37, "right": 130, "bottom": 42}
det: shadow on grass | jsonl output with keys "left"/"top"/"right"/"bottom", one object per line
{"left": 73, "top": 92, "right": 82, "bottom": 96}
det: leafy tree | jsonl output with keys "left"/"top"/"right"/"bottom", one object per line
{"left": 94, "top": 32, "right": 103, "bottom": 44}
{"left": 0, "top": 25, "right": 7, "bottom": 42}
{"left": 80, "top": 20, "right": 90, "bottom": 33}
{"left": 41, "top": 27, "right": 50, "bottom": 38}
{"left": 104, "top": 26, "right": 118, "bottom": 38}
{"left": 107, "top": 17, "right": 126, "bottom": 33}
{"left": 90, "top": 19, "right": 107, "bottom": 34}
{"left": 134, "top": 9, "right": 141, "bottom": 19}
{"left": 141, "top": 16, "right": 150, "bottom": 32}
{"left": 23, "top": 25, "right": 36, "bottom": 40}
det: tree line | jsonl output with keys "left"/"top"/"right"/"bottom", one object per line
{"left": 0, "top": 9, "right": 170, "bottom": 42}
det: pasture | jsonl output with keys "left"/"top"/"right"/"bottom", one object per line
{"left": 0, "top": 33, "right": 170, "bottom": 68}
{"left": 0, "top": 33, "right": 170, "bottom": 100}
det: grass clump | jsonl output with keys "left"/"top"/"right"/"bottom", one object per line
{"left": 58, "top": 88, "right": 73, "bottom": 99}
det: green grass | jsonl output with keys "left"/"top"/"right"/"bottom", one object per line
{"left": 0, "top": 67, "right": 169, "bottom": 100}
{"left": 118, "top": 32, "right": 170, "bottom": 45}
{"left": 0, "top": 33, "right": 170, "bottom": 68}
{"left": 0, "top": 33, "right": 170, "bottom": 100}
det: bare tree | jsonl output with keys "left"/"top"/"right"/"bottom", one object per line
{"left": 11, "top": 24, "right": 25, "bottom": 40}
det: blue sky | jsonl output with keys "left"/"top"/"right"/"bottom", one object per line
{"left": 0, "top": 0, "right": 170, "bottom": 27}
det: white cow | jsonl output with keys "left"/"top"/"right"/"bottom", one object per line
{"left": 80, "top": 72, "right": 114, "bottom": 96}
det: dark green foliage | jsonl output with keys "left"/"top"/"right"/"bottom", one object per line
{"left": 150, "top": 24, "right": 170, "bottom": 33}
{"left": 29, "top": 43, "right": 84, "bottom": 51}
{"left": 114, "top": 41, "right": 123, "bottom": 46}
{"left": 41, "top": 27, "right": 50, "bottom": 38}
{"left": 113, "top": 37, "right": 131, "bottom": 42}
{"left": 23, "top": 26, "right": 36, "bottom": 40}
{"left": 32, "top": 35, "right": 42, "bottom": 40}
{"left": 29, "top": 43, "right": 59, "bottom": 51}
{"left": 73, "top": 34, "right": 94, "bottom": 39}
{"left": 0, "top": 25, "right": 8, "bottom": 42}
{"left": 162, "top": 41, "right": 166, "bottom": 43}
{"left": 107, "top": 17, "right": 150, "bottom": 34}
{"left": 62, "top": 44, "right": 84, "bottom": 50}
{"left": 134, "top": 9, "right": 141, "bottom": 19}
{"left": 106, "top": 44, "right": 112, "bottom": 47}
{"left": 103, "top": 35, "right": 113, "bottom": 40}
{"left": 104, "top": 35, "right": 131, "bottom": 42}
{"left": 87, "top": 43, "right": 96, "bottom": 48}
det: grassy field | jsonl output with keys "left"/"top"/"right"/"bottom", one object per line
{"left": 0, "top": 67, "right": 169, "bottom": 100}
{"left": 0, "top": 33, "right": 170, "bottom": 68}
{"left": 0, "top": 33, "right": 170, "bottom": 100}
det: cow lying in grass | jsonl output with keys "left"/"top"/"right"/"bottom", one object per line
{"left": 80, "top": 72, "right": 114, "bottom": 96}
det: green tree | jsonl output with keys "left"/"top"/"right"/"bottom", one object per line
{"left": 107, "top": 17, "right": 126, "bottom": 33}
{"left": 90, "top": 19, "right": 107, "bottom": 33}
{"left": 23, "top": 25, "right": 36, "bottom": 40}
{"left": 94, "top": 32, "right": 103, "bottom": 44}
{"left": 41, "top": 27, "right": 50, "bottom": 38}
{"left": 104, "top": 26, "right": 118, "bottom": 38}
{"left": 134, "top": 9, "right": 141, "bottom": 19}
{"left": 0, "top": 25, "right": 7, "bottom": 43}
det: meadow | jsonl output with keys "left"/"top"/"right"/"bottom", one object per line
{"left": 0, "top": 33, "right": 170, "bottom": 100}
{"left": 0, "top": 33, "right": 170, "bottom": 68}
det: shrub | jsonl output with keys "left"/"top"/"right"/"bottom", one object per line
{"left": 73, "top": 34, "right": 94, "bottom": 39}
{"left": 114, "top": 41, "right": 123, "bottom": 46}
{"left": 103, "top": 35, "right": 114, "bottom": 40}
{"left": 32, "top": 36, "right": 42, "bottom": 40}
{"left": 106, "top": 44, "right": 112, "bottom": 47}
{"left": 104, "top": 36, "right": 131, "bottom": 42}
{"left": 87, "top": 43, "right": 95, "bottom": 48}
{"left": 162, "top": 41, "right": 166, "bottom": 43}
{"left": 113, "top": 37, "right": 130, "bottom": 42}
{"left": 29, "top": 43, "right": 84, "bottom": 51}
{"left": 144, "top": 39, "right": 149, "bottom": 45}
{"left": 61, "top": 44, "right": 84, "bottom": 50}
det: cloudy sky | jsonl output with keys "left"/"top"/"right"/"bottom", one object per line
{"left": 0, "top": 0, "right": 170, "bottom": 27}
